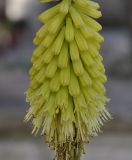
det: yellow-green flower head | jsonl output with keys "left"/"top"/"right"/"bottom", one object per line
{"left": 25, "top": 0, "right": 111, "bottom": 159}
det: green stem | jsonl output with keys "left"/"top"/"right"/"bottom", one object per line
{"left": 73, "top": 149, "right": 81, "bottom": 160}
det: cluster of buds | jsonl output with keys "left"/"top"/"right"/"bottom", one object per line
{"left": 25, "top": 0, "right": 111, "bottom": 159}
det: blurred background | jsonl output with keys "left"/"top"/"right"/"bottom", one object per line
{"left": 0, "top": 0, "right": 132, "bottom": 160}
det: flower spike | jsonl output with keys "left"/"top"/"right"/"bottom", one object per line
{"left": 25, "top": 0, "right": 111, "bottom": 159}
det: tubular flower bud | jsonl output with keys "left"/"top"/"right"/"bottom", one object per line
{"left": 65, "top": 17, "right": 74, "bottom": 42}
{"left": 25, "top": 0, "right": 111, "bottom": 159}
